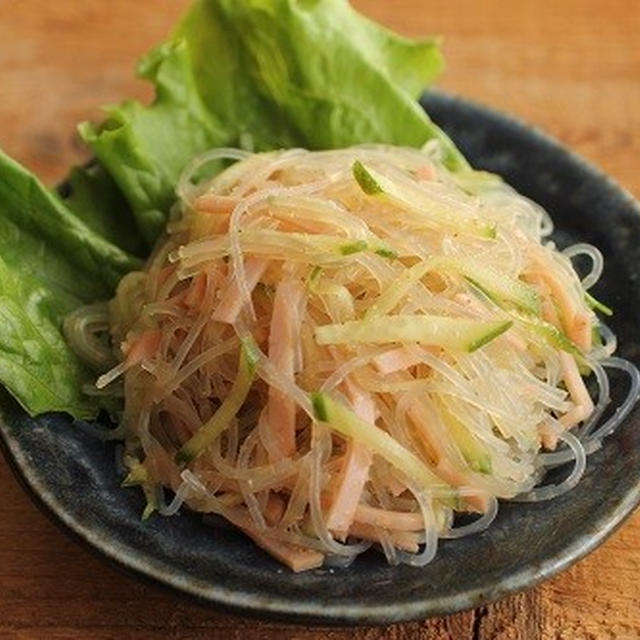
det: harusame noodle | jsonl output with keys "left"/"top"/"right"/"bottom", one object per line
{"left": 66, "top": 144, "right": 640, "bottom": 572}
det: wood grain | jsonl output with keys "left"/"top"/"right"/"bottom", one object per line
{"left": 1, "top": 1, "right": 639, "bottom": 638}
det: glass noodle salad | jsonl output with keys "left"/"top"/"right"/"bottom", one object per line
{"left": 65, "top": 144, "right": 639, "bottom": 572}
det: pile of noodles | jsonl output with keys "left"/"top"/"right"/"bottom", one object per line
{"left": 65, "top": 144, "right": 639, "bottom": 571}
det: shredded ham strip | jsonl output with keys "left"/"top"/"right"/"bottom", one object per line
{"left": 184, "top": 272, "right": 207, "bottom": 309}
{"left": 228, "top": 508, "right": 324, "bottom": 572}
{"left": 123, "top": 329, "right": 163, "bottom": 364}
{"left": 194, "top": 194, "right": 240, "bottom": 214}
{"left": 415, "top": 164, "right": 436, "bottom": 181}
{"left": 526, "top": 269, "right": 592, "bottom": 351}
{"left": 264, "top": 279, "right": 305, "bottom": 461}
{"left": 96, "top": 329, "right": 163, "bottom": 389}
{"left": 407, "top": 402, "right": 489, "bottom": 513}
{"left": 212, "top": 257, "right": 268, "bottom": 324}
{"left": 558, "top": 352, "right": 594, "bottom": 429}
{"left": 326, "top": 382, "right": 375, "bottom": 538}
{"left": 354, "top": 503, "right": 424, "bottom": 531}
{"left": 373, "top": 347, "right": 424, "bottom": 374}
{"left": 348, "top": 522, "right": 419, "bottom": 553}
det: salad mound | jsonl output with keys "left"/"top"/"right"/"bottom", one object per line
{"left": 66, "top": 145, "right": 635, "bottom": 571}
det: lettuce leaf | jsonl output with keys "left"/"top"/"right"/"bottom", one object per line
{"left": 0, "top": 150, "right": 141, "bottom": 417}
{"left": 58, "top": 162, "right": 147, "bottom": 258}
{"left": 59, "top": 162, "right": 146, "bottom": 258}
{"left": 79, "top": 40, "right": 229, "bottom": 246}
{"left": 80, "top": 0, "right": 466, "bottom": 247}
{"left": 190, "top": 0, "right": 453, "bottom": 150}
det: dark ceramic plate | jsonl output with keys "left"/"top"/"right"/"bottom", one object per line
{"left": 1, "top": 92, "right": 640, "bottom": 626}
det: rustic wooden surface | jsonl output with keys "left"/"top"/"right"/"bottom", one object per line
{"left": 1, "top": 1, "right": 639, "bottom": 638}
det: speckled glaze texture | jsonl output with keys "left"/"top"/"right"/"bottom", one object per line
{"left": 1, "top": 92, "right": 639, "bottom": 625}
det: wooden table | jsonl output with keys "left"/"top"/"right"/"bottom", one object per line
{"left": 1, "top": 1, "right": 639, "bottom": 638}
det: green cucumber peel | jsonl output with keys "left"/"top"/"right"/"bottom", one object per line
{"left": 584, "top": 291, "right": 613, "bottom": 316}
{"left": 121, "top": 462, "right": 148, "bottom": 487}
{"left": 352, "top": 159, "right": 495, "bottom": 238}
{"left": 175, "top": 341, "right": 257, "bottom": 467}
{"left": 352, "top": 160, "right": 383, "bottom": 195}
{"left": 316, "top": 314, "right": 512, "bottom": 352}
{"left": 510, "top": 312, "right": 582, "bottom": 356}
{"left": 340, "top": 239, "right": 368, "bottom": 255}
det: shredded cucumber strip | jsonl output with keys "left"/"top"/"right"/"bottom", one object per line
{"left": 316, "top": 314, "right": 512, "bottom": 352}
{"left": 175, "top": 341, "right": 258, "bottom": 466}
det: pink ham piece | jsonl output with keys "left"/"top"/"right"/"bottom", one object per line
{"left": 373, "top": 347, "right": 424, "bottom": 375}
{"left": 193, "top": 193, "right": 240, "bottom": 214}
{"left": 325, "top": 382, "right": 375, "bottom": 538}
{"left": 558, "top": 351, "right": 594, "bottom": 429}
{"left": 415, "top": 165, "right": 436, "bottom": 181}
{"left": 184, "top": 273, "right": 207, "bottom": 309}
{"left": 348, "top": 521, "right": 419, "bottom": 553}
{"left": 212, "top": 257, "right": 268, "bottom": 324}
{"left": 526, "top": 269, "right": 592, "bottom": 351}
{"left": 264, "top": 279, "right": 305, "bottom": 461}
{"left": 226, "top": 507, "right": 324, "bottom": 573}
{"left": 123, "top": 329, "right": 163, "bottom": 366}
{"left": 354, "top": 503, "right": 425, "bottom": 531}
{"left": 406, "top": 401, "right": 489, "bottom": 513}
